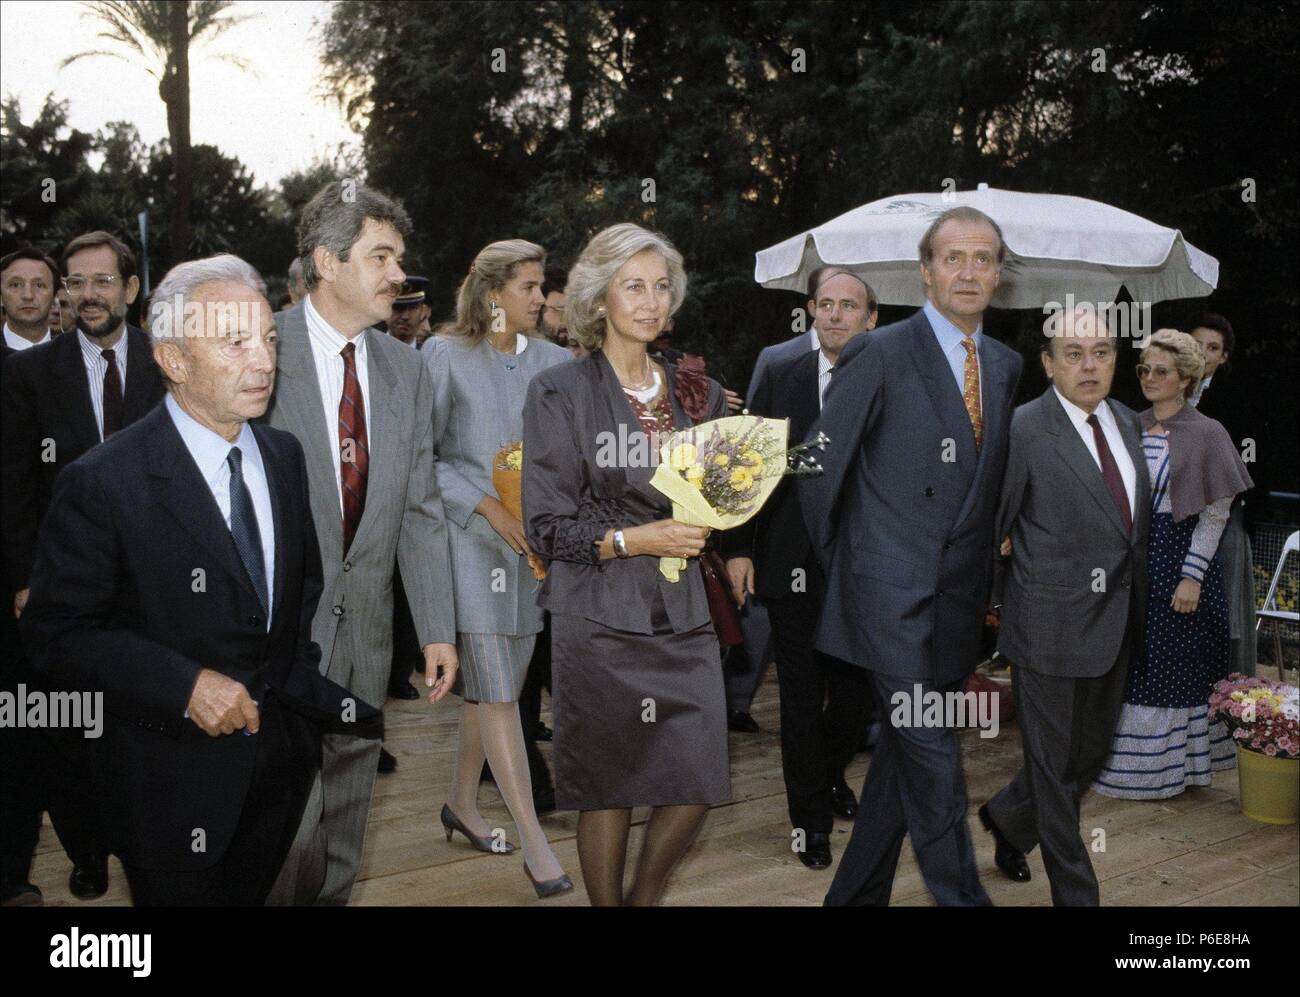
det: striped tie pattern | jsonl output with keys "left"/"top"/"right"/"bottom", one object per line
{"left": 960, "top": 336, "right": 982, "bottom": 450}
{"left": 338, "top": 341, "right": 369, "bottom": 555}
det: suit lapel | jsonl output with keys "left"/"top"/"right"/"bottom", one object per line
{"left": 1044, "top": 389, "right": 1129, "bottom": 539}
{"left": 146, "top": 406, "right": 260, "bottom": 604}
{"left": 122, "top": 326, "right": 158, "bottom": 421}
{"left": 253, "top": 423, "right": 289, "bottom": 620}
{"left": 272, "top": 308, "right": 344, "bottom": 546}
{"left": 347, "top": 331, "right": 399, "bottom": 553}
{"left": 1114, "top": 400, "right": 1153, "bottom": 541}
{"left": 55, "top": 332, "right": 101, "bottom": 453}
{"left": 909, "top": 312, "right": 980, "bottom": 466}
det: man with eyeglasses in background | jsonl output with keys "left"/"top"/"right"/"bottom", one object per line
{"left": 0, "top": 231, "right": 165, "bottom": 904}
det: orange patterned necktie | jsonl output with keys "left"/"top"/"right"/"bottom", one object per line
{"left": 960, "top": 336, "right": 983, "bottom": 450}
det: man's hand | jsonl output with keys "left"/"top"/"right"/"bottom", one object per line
{"left": 726, "top": 557, "right": 754, "bottom": 607}
{"left": 423, "top": 643, "right": 459, "bottom": 704}
{"left": 999, "top": 536, "right": 1012, "bottom": 557}
{"left": 1172, "top": 577, "right": 1201, "bottom": 614}
{"left": 187, "top": 668, "right": 259, "bottom": 737}
{"left": 724, "top": 388, "right": 744, "bottom": 414}
{"left": 13, "top": 588, "right": 29, "bottom": 619}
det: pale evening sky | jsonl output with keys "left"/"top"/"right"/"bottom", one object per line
{"left": 0, "top": 0, "right": 359, "bottom": 186}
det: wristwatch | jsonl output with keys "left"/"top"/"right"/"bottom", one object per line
{"left": 613, "top": 529, "right": 630, "bottom": 558}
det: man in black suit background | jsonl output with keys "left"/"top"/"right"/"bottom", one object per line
{"left": 2, "top": 231, "right": 164, "bottom": 901}
{"left": 20, "top": 254, "right": 381, "bottom": 905}
{"left": 724, "top": 269, "right": 877, "bottom": 869}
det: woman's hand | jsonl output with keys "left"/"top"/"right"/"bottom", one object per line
{"left": 476, "top": 495, "right": 533, "bottom": 556}
{"left": 625, "top": 519, "right": 710, "bottom": 559}
{"left": 1171, "top": 577, "right": 1201, "bottom": 613}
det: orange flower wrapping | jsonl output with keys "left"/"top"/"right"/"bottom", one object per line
{"left": 492, "top": 444, "right": 545, "bottom": 580}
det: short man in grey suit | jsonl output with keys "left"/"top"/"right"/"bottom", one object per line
{"left": 264, "top": 182, "right": 458, "bottom": 905}
{"left": 979, "top": 306, "right": 1150, "bottom": 905}
{"left": 800, "top": 207, "right": 1022, "bottom": 906}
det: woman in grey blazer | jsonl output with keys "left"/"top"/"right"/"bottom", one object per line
{"left": 422, "top": 240, "right": 573, "bottom": 897}
{"left": 523, "top": 223, "right": 731, "bottom": 906}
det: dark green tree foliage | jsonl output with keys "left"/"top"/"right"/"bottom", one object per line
{"left": 321, "top": 0, "right": 1297, "bottom": 490}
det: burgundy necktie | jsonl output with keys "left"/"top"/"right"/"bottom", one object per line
{"left": 101, "top": 348, "right": 123, "bottom": 438}
{"left": 338, "top": 341, "right": 370, "bottom": 554}
{"left": 1087, "top": 413, "right": 1132, "bottom": 534}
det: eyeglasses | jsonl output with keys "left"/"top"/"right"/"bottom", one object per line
{"left": 1060, "top": 347, "right": 1116, "bottom": 366}
{"left": 63, "top": 274, "right": 121, "bottom": 294}
{"left": 1136, "top": 363, "right": 1176, "bottom": 380}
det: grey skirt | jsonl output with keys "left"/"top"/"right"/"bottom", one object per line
{"left": 454, "top": 632, "right": 536, "bottom": 703}
{"left": 550, "top": 598, "right": 731, "bottom": 812}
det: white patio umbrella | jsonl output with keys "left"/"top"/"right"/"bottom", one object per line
{"left": 754, "top": 184, "right": 1219, "bottom": 308}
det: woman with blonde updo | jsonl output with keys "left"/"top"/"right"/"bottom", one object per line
{"left": 1095, "top": 330, "right": 1252, "bottom": 800}
{"left": 421, "top": 239, "right": 573, "bottom": 897}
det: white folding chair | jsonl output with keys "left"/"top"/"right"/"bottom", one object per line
{"left": 1256, "top": 530, "right": 1299, "bottom": 682}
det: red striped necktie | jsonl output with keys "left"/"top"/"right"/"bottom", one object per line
{"left": 338, "top": 341, "right": 369, "bottom": 554}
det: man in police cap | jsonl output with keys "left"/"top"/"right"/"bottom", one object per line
{"left": 387, "top": 276, "right": 430, "bottom": 347}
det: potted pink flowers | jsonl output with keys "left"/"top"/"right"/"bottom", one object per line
{"left": 1209, "top": 674, "right": 1299, "bottom": 825}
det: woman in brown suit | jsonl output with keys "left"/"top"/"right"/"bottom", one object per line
{"left": 522, "top": 223, "right": 730, "bottom": 905}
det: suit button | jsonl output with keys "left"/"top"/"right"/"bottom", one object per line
{"left": 332, "top": 604, "right": 344, "bottom": 616}
{"left": 943, "top": 542, "right": 952, "bottom": 551}
{"left": 924, "top": 487, "right": 935, "bottom": 497}
{"left": 343, "top": 561, "right": 352, "bottom": 572}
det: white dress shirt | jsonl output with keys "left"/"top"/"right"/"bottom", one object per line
{"left": 923, "top": 300, "right": 983, "bottom": 412}
{"left": 165, "top": 394, "right": 275, "bottom": 626}
{"left": 3, "top": 324, "right": 50, "bottom": 351}
{"left": 817, "top": 348, "right": 835, "bottom": 409}
{"left": 304, "top": 293, "right": 374, "bottom": 509}
{"left": 78, "top": 328, "right": 129, "bottom": 442}
{"left": 1053, "top": 388, "right": 1138, "bottom": 521}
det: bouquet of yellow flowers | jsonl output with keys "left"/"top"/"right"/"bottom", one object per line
{"left": 492, "top": 441, "right": 545, "bottom": 580}
{"left": 649, "top": 414, "right": 825, "bottom": 581}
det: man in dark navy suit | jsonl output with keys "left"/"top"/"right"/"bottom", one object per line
{"left": 800, "top": 207, "right": 1022, "bottom": 906}
{"left": 725, "top": 270, "right": 877, "bottom": 870}
{"left": 21, "top": 255, "right": 380, "bottom": 905}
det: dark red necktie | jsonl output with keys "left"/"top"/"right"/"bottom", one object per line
{"left": 1087, "top": 413, "right": 1132, "bottom": 534}
{"left": 101, "top": 348, "right": 123, "bottom": 438}
{"left": 338, "top": 342, "right": 369, "bottom": 554}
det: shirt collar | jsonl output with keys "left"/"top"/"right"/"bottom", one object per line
{"left": 3, "top": 325, "right": 51, "bottom": 349}
{"left": 923, "top": 300, "right": 981, "bottom": 352}
{"left": 818, "top": 348, "right": 835, "bottom": 377}
{"left": 164, "top": 393, "right": 259, "bottom": 485}
{"left": 304, "top": 293, "right": 367, "bottom": 356}
{"left": 78, "top": 327, "right": 127, "bottom": 359}
{"left": 1053, "top": 385, "right": 1114, "bottom": 431}
{"left": 808, "top": 327, "right": 821, "bottom": 351}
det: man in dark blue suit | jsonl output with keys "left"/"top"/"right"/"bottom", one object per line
{"left": 800, "top": 207, "right": 1022, "bottom": 905}
{"left": 20, "top": 255, "right": 381, "bottom": 905}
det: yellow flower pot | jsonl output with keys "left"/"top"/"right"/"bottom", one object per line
{"left": 1236, "top": 744, "right": 1299, "bottom": 825}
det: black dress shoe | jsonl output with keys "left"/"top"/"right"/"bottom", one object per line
{"left": 797, "top": 831, "right": 832, "bottom": 870}
{"left": 727, "top": 710, "right": 760, "bottom": 733}
{"left": 388, "top": 680, "right": 420, "bottom": 700}
{"left": 1, "top": 880, "right": 43, "bottom": 906}
{"left": 978, "top": 804, "right": 1030, "bottom": 882}
{"left": 533, "top": 721, "right": 553, "bottom": 742}
{"left": 830, "top": 780, "right": 859, "bottom": 820}
{"left": 378, "top": 747, "right": 399, "bottom": 774}
{"left": 69, "top": 857, "right": 108, "bottom": 900}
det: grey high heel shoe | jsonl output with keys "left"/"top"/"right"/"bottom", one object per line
{"left": 440, "top": 804, "right": 516, "bottom": 854}
{"left": 525, "top": 861, "right": 574, "bottom": 899}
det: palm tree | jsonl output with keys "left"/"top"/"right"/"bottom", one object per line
{"left": 62, "top": 1, "right": 255, "bottom": 259}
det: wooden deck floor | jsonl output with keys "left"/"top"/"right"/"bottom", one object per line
{"left": 29, "top": 668, "right": 1300, "bottom": 907}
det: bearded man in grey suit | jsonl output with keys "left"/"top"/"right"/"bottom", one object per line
{"left": 978, "top": 307, "right": 1150, "bottom": 905}
{"left": 800, "top": 207, "right": 1022, "bottom": 906}
{"left": 263, "top": 182, "right": 458, "bottom": 905}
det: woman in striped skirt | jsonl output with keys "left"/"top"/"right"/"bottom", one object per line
{"left": 423, "top": 240, "right": 572, "bottom": 897}
{"left": 1096, "top": 330, "right": 1253, "bottom": 800}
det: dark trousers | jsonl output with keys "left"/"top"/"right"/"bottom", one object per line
{"left": 519, "top": 612, "right": 553, "bottom": 792}
{"left": 723, "top": 598, "right": 771, "bottom": 714}
{"left": 986, "top": 635, "right": 1132, "bottom": 906}
{"left": 826, "top": 671, "right": 991, "bottom": 907}
{"left": 122, "top": 700, "right": 306, "bottom": 906}
{"left": 766, "top": 591, "right": 871, "bottom": 833}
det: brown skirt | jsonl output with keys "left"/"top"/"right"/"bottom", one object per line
{"left": 550, "top": 598, "right": 731, "bottom": 812}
